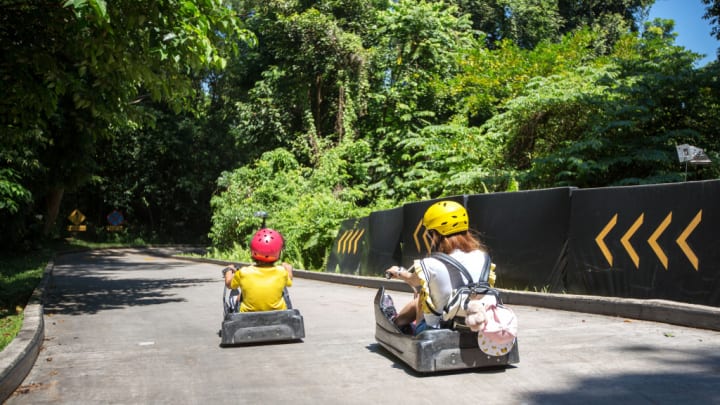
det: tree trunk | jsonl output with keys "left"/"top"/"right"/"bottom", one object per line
{"left": 43, "top": 187, "right": 65, "bottom": 236}
{"left": 336, "top": 84, "right": 345, "bottom": 143}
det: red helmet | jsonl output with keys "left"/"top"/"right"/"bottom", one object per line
{"left": 250, "top": 228, "right": 284, "bottom": 263}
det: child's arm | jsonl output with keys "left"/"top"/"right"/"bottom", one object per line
{"left": 282, "top": 262, "right": 293, "bottom": 279}
{"left": 222, "top": 265, "right": 236, "bottom": 288}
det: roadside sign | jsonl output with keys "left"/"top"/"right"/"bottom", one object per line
{"left": 106, "top": 210, "right": 125, "bottom": 231}
{"left": 67, "top": 209, "right": 87, "bottom": 232}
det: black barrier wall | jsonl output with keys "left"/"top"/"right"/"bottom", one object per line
{"left": 362, "top": 208, "right": 404, "bottom": 277}
{"left": 326, "top": 180, "right": 720, "bottom": 307}
{"left": 466, "top": 188, "right": 572, "bottom": 290}
{"left": 326, "top": 217, "right": 368, "bottom": 275}
{"left": 567, "top": 180, "right": 720, "bottom": 306}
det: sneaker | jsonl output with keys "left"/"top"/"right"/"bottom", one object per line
{"left": 381, "top": 294, "right": 398, "bottom": 321}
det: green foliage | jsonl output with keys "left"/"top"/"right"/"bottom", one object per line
{"left": 0, "top": 0, "right": 250, "bottom": 245}
{"left": 67, "top": 103, "right": 236, "bottom": 243}
{"left": 3, "top": 0, "right": 720, "bottom": 269}
{"left": 394, "top": 123, "right": 496, "bottom": 198}
{"left": 703, "top": 0, "right": 720, "bottom": 43}
{"left": 455, "top": 28, "right": 602, "bottom": 124}
{"left": 361, "top": 0, "right": 476, "bottom": 200}
{"left": 479, "top": 19, "right": 720, "bottom": 188}
{"left": 209, "top": 144, "right": 373, "bottom": 270}
{"left": 0, "top": 169, "right": 32, "bottom": 214}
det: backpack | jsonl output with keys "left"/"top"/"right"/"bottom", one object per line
{"left": 429, "top": 252, "right": 518, "bottom": 355}
{"left": 428, "top": 252, "right": 500, "bottom": 328}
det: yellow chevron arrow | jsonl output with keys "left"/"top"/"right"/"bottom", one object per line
{"left": 595, "top": 213, "right": 617, "bottom": 267}
{"left": 621, "top": 213, "right": 644, "bottom": 269}
{"left": 343, "top": 230, "right": 354, "bottom": 253}
{"left": 349, "top": 229, "right": 365, "bottom": 254}
{"left": 337, "top": 230, "right": 351, "bottom": 253}
{"left": 413, "top": 219, "right": 433, "bottom": 254}
{"left": 413, "top": 220, "right": 423, "bottom": 253}
{"left": 676, "top": 210, "right": 702, "bottom": 271}
{"left": 347, "top": 229, "right": 361, "bottom": 253}
{"left": 648, "top": 212, "right": 672, "bottom": 270}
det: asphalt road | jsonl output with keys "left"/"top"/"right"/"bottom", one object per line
{"left": 6, "top": 249, "right": 720, "bottom": 404}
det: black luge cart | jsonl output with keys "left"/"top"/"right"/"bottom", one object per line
{"left": 374, "top": 286, "right": 518, "bottom": 373}
{"left": 220, "top": 287, "right": 305, "bottom": 346}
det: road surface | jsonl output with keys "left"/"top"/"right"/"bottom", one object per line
{"left": 6, "top": 249, "right": 720, "bottom": 404}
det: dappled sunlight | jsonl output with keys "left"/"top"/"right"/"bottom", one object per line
{"left": 43, "top": 275, "right": 214, "bottom": 316}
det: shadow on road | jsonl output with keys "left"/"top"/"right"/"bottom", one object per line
{"left": 521, "top": 348, "right": 720, "bottom": 404}
{"left": 45, "top": 250, "right": 214, "bottom": 315}
{"left": 44, "top": 276, "right": 213, "bottom": 315}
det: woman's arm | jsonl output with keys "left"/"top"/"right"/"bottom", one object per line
{"left": 385, "top": 265, "right": 421, "bottom": 287}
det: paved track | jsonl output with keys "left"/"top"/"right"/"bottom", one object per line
{"left": 6, "top": 249, "right": 720, "bottom": 404}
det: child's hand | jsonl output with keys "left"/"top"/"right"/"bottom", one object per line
{"left": 222, "top": 265, "right": 235, "bottom": 276}
{"left": 282, "top": 262, "right": 294, "bottom": 278}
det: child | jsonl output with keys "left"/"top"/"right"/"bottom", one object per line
{"left": 222, "top": 228, "right": 294, "bottom": 312}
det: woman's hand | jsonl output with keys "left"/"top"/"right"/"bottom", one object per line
{"left": 384, "top": 266, "right": 404, "bottom": 279}
{"left": 385, "top": 266, "right": 421, "bottom": 287}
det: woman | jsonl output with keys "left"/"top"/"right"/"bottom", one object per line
{"left": 385, "top": 200, "right": 489, "bottom": 334}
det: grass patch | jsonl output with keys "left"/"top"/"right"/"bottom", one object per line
{"left": 0, "top": 312, "right": 24, "bottom": 351}
{"left": 0, "top": 237, "right": 152, "bottom": 352}
{"left": 0, "top": 249, "right": 51, "bottom": 351}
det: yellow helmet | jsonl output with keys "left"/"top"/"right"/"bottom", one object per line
{"left": 422, "top": 200, "right": 468, "bottom": 236}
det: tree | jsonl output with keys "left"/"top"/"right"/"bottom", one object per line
{"left": 360, "top": 0, "right": 475, "bottom": 200}
{"left": 558, "top": 0, "right": 653, "bottom": 34}
{"left": 702, "top": 0, "right": 720, "bottom": 60}
{"left": 205, "top": 0, "right": 377, "bottom": 168}
{"left": 454, "top": 28, "right": 602, "bottom": 127}
{"left": 70, "top": 102, "right": 240, "bottom": 243}
{"left": 0, "top": 0, "right": 248, "bottom": 243}
{"left": 478, "top": 19, "right": 719, "bottom": 189}
{"left": 456, "top": 0, "right": 563, "bottom": 49}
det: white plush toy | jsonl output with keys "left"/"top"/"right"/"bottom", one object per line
{"left": 464, "top": 299, "right": 487, "bottom": 332}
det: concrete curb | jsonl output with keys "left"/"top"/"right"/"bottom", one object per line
{"left": 0, "top": 260, "right": 53, "bottom": 403}
{"left": 500, "top": 289, "right": 720, "bottom": 331}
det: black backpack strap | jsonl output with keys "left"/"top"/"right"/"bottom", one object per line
{"left": 477, "top": 252, "right": 492, "bottom": 283}
{"left": 431, "top": 252, "right": 473, "bottom": 285}
{"left": 432, "top": 252, "right": 493, "bottom": 285}
{"left": 432, "top": 252, "right": 501, "bottom": 306}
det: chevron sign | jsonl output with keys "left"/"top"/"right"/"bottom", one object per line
{"left": 595, "top": 210, "right": 702, "bottom": 271}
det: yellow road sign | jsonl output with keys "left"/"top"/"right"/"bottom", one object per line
{"left": 68, "top": 209, "right": 86, "bottom": 226}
